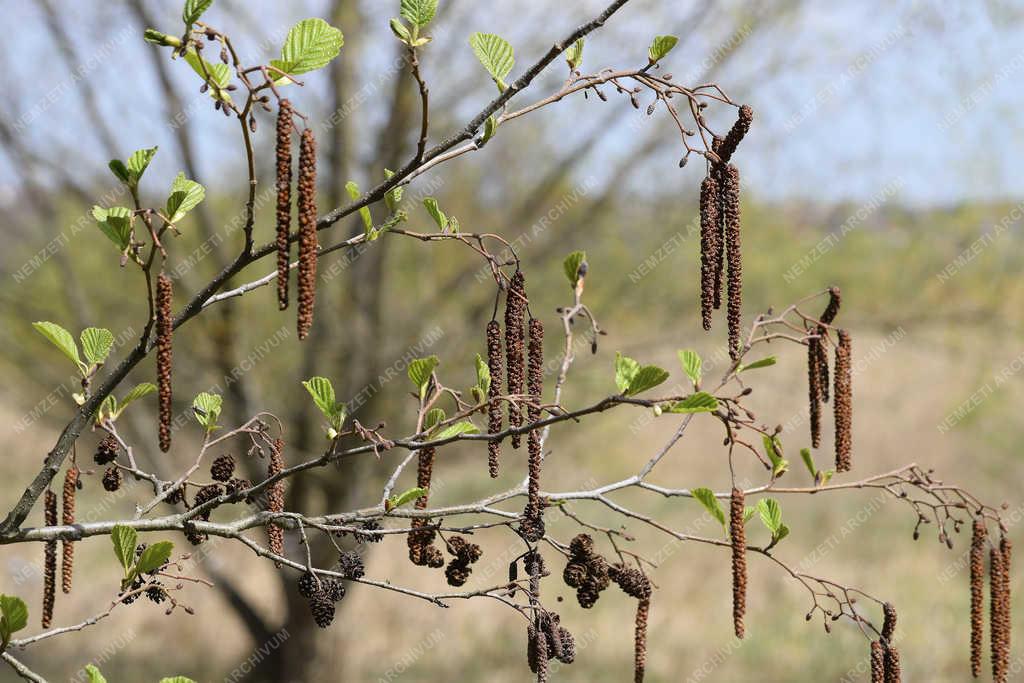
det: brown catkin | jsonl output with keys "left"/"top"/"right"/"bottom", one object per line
{"left": 275, "top": 98, "right": 293, "bottom": 311}
{"left": 1000, "top": 538, "right": 1012, "bottom": 676}
{"left": 715, "top": 104, "right": 753, "bottom": 165}
{"left": 834, "top": 329, "right": 853, "bottom": 472}
{"left": 156, "top": 273, "right": 173, "bottom": 452}
{"left": 296, "top": 127, "right": 318, "bottom": 341}
{"left": 870, "top": 641, "right": 885, "bottom": 683}
{"left": 991, "top": 538, "right": 1012, "bottom": 682}
{"left": 722, "top": 164, "right": 743, "bottom": 360}
{"left": 504, "top": 271, "right": 526, "bottom": 448}
{"left": 881, "top": 602, "right": 897, "bottom": 642}
{"left": 816, "top": 287, "right": 841, "bottom": 403}
{"left": 884, "top": 645, "right": 901, "bottom": 683}
{"left": 970, "top": 520, "right": 987, "bottom": 677}
{"left": 42, "top": 489, "right": 57, "bottom": 628}
{"left": 486, "top": 320, "right": 503, "bottom": 477}
{"left": 408, "top": 447, "right": 438, "bottom": 565}
{"left": 699, "top": 175, "right": 720, "bottom": 331}
{"left": 267, "top": 438, "right": 286, "bottom": 560}
{"left": 61, "top": 466, "right": 78, "bottom": 594}
{"left": 634, "top": 598, "right": 650, "bottom": 683}
{"left": 807, "top": 337, "right": 823, "bottom": 449}
{"left": 521, "top": 318, "right": 545, "bottom": 542}
{"left": 730, "top": 488, "right": 747, "bottom": 639}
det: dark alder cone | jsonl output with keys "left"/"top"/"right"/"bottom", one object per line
{"left": 423, "top": 545, "right": 445, "bottom": 568}
{"left": 970, "top": 520, "right": 987, "bottom": 677}
{"left": 730, "top": 488, "right": 747, "bottom": 639}
{"left": 834, "top": 329, "right": 853, "bottom": 472}
{"left": 102, "top": 465, "right": 122, "bottom": 492}
{"left": 297, "top": 571, "right": 318, "bottom": 599}
{"left": 555, "top": 626, "right": 576, "bottom": 664}
{"left": 883, "top": 645, "right": 901, "bottom": 683}
{"left": 275, "top": 98, "right": 293, "bottom": 311}
{"left": 94, "top": 434, "right": 119, "bottom": 465}
{"left": 585, "top": 554, "right": 611, "bottom": 592}
{"left": 611, "top": 563, "right": 652, "bottom": 600}
{"left": 156, "top": 273, "right": 173, "bottom": 452}
{"left": 445, "top": 559, "right": 472, "bottom": 587}
{"left": 146, "top": 583, "right": 167, "bottom": 604}
{"left": 870, "top": 641, "right": 885, "bottom": 683}
{"left": 338, "top": 550, "right": 365, "bottom": 580}
{"left": 192, "top": 484, "right": 223, "bottom": 521}
{"left": 296, "top": 127, "right": 318, "bottom": 341}
{"left": 634, "top": 598, "right": 650, "bottom": 683}
{"left": 715, "top": 104, "right": 754, "bottom": 165}
{"left": 356, "top": 520, "right": 384, "bottom": 543}
{"left": 447, "top": 535, "right": 483, "bottom": 563}
{"left": 699, "top": 175, "right": 721, "bottom": 331}
{"left": 210, "top": 454, "right": 235, "bottom": 482}
{"left": 61, "top": 466, "right": 78, "bottom": 594}
{"left": 807, "top": 337, "right": 824, "bottom": 449}
{"left": 504, "top": 271, "right": 527, "bottom": 448}
{"left": 42, "top": 489, "right": 57, "bottom": 628}
{"left": 722, "top": 164, "right": 743, "bottom": 360}
{"left": 225, "top": 478, "right": 251, "bottom": 499}
{"left": 309, "top": 591, "right": 335, "bottom": 628}
{"left": 325, "top": 579, "right": 346, "bottom": 602}
{"left": 522, "top": 318, "right": 545, "bottom": 540}
{"left": 563, "top": 561, "right": 587, "bottom": 589}
{"left": 267, "top": 438, "right": 286, "bottom": 559}
{"left": 569, "top": 534, "right": 594, "bottom": 558}
{"left": 485, "top": 319, "right": 503, "bottom": 477}
{"left": 165, "top": 484, "right": 185, "bottom": 506}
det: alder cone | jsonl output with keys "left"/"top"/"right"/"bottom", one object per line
{"left": 296, "top": 128, "right": 318, "bottom": 341}
{"left": 156, "top": 273, "right": 173, "bottom": 452}
{"left": 94, "top": 434, "right": 119, "bottom": 465}
{"left": 42, "top": 489, "right": 57, "bottom": 628}
{"left": 102, "top": 465, "right": 122, "bottom": 492}
{"left": 275, "top": 98, "right": 293, "bottom": 311}
{"left": 730, "top": 487, "right": 747, "bottom": 639}
{"left": 61, "top": 466, "right": 78, "bottom": 594}
{"left": 485, "top": 319, "right": 503, "bottom": 477}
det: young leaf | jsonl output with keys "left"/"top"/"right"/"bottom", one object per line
{"left": 92, "top": 206, "right": 133, "bottom": 250}
{"left": 271, "top": 18, "right": 344, "bottom": 84}
{"left": 563, "top": 250, "right": 586, "bottom": 287}
{"left": 345, "top": 181, "right": 373, "bottom": 232}
{"left": 158, "top": 678, "right": 197, "bottom": 683}
{"left": 389, "top": 18, "right": 412, "bottom": 43}
{"left": 422, "top": 197, "right": 448, "bottom": 231}
{"left": 111, "top": 524, "right": 138, "bottom": 573}
{"left": 126, "top": 146, "right": 158, "bottom": 183}
{"left": 469, "top": 33, "right": 514, "bottom": 90}
{"left": 481, "top": 113, "right": 498, "bottom": 144}
{"left": 565, "top": 37, "right": 584, "bottom": 69}
{"left": 386, "top": 486, "right": 429, "bottom": 512}
{"left": 400, "top": 0, "right": 438, "bottom": 27}
{"left": 165, "top": 172, "right": 206, "bottom": 224}
{"left": 743, "top": 506, "right": 756, "bottom": 524}
{"left": 114, "top": 383, "right": 157, "bottom": 418}
{"left": 183, "top": 49, "right": 232, "bottom": 100}
{"left": 666, "top": 391, "right": 718, "bottom": 414}
{"left": 32, "top": 321, "right": 82, "bottom": 368}
{"left": 84, "top": 665, "right": 108, "bottom": 683}
{"left": 774, "top": 523, "right": 790, "bottom": 542}
{"left": 423, "top": 408, "right": 446, "bottom": 431}
{"left": 182, "top": 0, "right": 213, "bottom": 27}
{"left": 383, "top": 169, "right": 403, "bottom": 212}
{"left": 677, "top": 349, "right": 702, "bottom": 387}
{"left": 626, "top": 365, "right": 669, "bottom": 396}
{"left": 800, "top": 448, "right": 817, "bottom": 479}
{"left": 143, "top": 29, "right": 182, "bottom": 48}
{"left": 756, "top": 498, "right": 782, "bottom": 534}
{"left": 648, "top": 34, "right": 678, "bottom": 63}
{"left": 0, "top": 595, "right": 28, "bottom": 636}
{"left": 474, "top": 353, "right": 491, "bottom": 396}
{"left": 691, "top": 487, "right": 726, "bottom": 531}
{"left": 763, "top": 435, "right": 788, "bottom": 477}
{"left": 614, "top": 352, "right": 640, "bottom": 393}
{"left": 302, "top": 377, "right": 345, "bottom": 429}
{"left": 408, "top": 356, "right": 439, "bottom": 399}
{"left": 108, "top": 159, "right": 130, "bottom": 184}
{"left": 81, "top": 327, "right": 114, "bottom": 366}
{"left": 192, "top": 392, "right": 223, "bottom": 431}
{"left": 433, "top": 420, "right": 479, "bottom": 440}
{"left": 739, "top": 356, "right": 777, "bottom": 372}
{"left": 136, "top": 541, "right": 174, "bottom": 574}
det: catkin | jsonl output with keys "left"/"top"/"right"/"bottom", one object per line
{"left": 634, "top": 598, "right": 650, "bottom": 683}
{"left": 991, "top": 538, "right": 1012, "bottom": 683}
{"left": 408, "top": 447, "right": 437, "bottom": 565}
{"left": 834, "top": 329, "right": 853, "bottom": 472}
{"left": 296, "top": 128, "right": 318, "bottom": 341}
{"left": 699, "top": 175, "right": 720, "bottom": 331}
{"left": 884, "top": 645, "right": 901, "bottom": 683}
{"left": 730, "top": 488, "right": 747, "bottom": 639}
{"left": 870, "top": 641, "right": 885, "bottom": 683}
{"left": 715, "top": 104, "right": 753, "bottom": 165}
{"left": 61, "top": 466, "right": 78, "bottom": 594}
{"left": 722, "top": 164, "right": 742, "bottom": 360}
{"left": 486, "top": 320, "right": 503, "bottom": 477}
{"left": 807, "top": 337, "right": 823, "bottom": 449}
{"left": 156, "top": 273, "right": 173, "bottom": 452}
{"left": 267, "top": 438, "right": 286, "bottom": 560}
{"left": 880, "top": 603, "right": 899, "bottom": 683}
{"left": 42, "top": 489, "right": 57, "bottom": 628}
{"left": 504, "top": 271, "right": 527, "bottom": 448}
{"left": 970, "top": 520, "right": 987, "bottom": 677}
{"left": 521, "top": 318, "right": 545, "bottom": 542}
{"left": 816, "top": 287, "right": 841, "bottom": 403}
{"left": 275, "top": 99, "right": 293, "bottom": 311}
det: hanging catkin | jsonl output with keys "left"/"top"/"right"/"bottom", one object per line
{"left": 807, "top": 337, "right": 824, "bottom": 449}
{"left": 486, "top": 320, "right": 503, "bottom": 477}
{"left": 42, "top": 489, "right": 57, "bottom": 628}
{"left": 884, "top": 645, "right": 901, "bottom": 683}
{"left": 990, "top": 538, "right": 1012, "bottom": 683}
{"left": 634, "top": 598, "right": 650, "bottom": 683}
{"left": 504, "top": 271, "right": 526, "bottom": 447}
{"left": 881, "top": 603, "right": 899, "bottom": 683}
{"left": 275, "top": 98, "right": 293, "bottom": 311}
{"left": 61, "top": 466, "right": 78, "bottom": 594}
{"left": 730, "top": 488, "right": 747, "bottom": 639}
{"left": 408, "top": 447, "right": 437, "bottom": 564}
{"left": 816, "top": 287, "right": 841, "bottom": 403}
{"left": 870, "top": 641, "right": 885, "bottom": 683}
{"left": 699, "top": 175, "right": 720, "bottom": 331}
{"left": 267, "top": 438, "right": 286, "bottom": 560}
{"left": 715, "top": 104, "right": 753, "bottom": 165}
{"left": 722, "top": 164, "right": 743, "bottom": 360}
{"left": 296, "top": 127, "right": 318, "bottom": 341}
{"left": 970, "top": 519, "right": 987, "bottom": 677}
{"left": 521, "top": 318, "right": 545, "bottom": 542}
{"left": 156, "top": 273, "right": 173, "bottom": 452}
{"left": 834, "top": 329, "right": 853, "bottom": 472}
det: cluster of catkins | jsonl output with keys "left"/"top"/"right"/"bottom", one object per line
{"left": 806, "top": 289, "right": 853, "bottom": 472}
{"left": 562, "top": 534, "right": 611, "bottom": 608}
{"left": 274, "top": 98, "right": 319, "bottom": 339}
{"left": 698, "top": 104, "right": 752, "bottom": 360}
{"left": 297, "top": 570, "right": 346, "bottom": 628}
{"left": 527, "top": 610, "right": 576, "bottom": 678}
{"left": 868, "top": 603, "right": 901, "bottom": 683}
{"left": 156, "top": 273, "right": 173, "bottom": 452}
{"left": 444, "top": 536, "right": 483, "bottom": 587}
{"left": 986, "top": 530, "right": 1013, "bottom": 682}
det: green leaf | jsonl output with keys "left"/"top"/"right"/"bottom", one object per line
{"left": 408, "top": 356, "right": 439, "bottom": 399}
{"left": 481, "top": 113, "right": 498, "bottom": 143}
{"left": 183, "top": 49, "right": 232, "bottom": 101}
{"left": 648, "top": 34, "right": 678, "bottom": 63}
{"left": 92, "top": 205, "right": 134, "bottom": 250}
{"left": 422, "top": 197, "right": 448, "bottom": 231}
{"left": 666, "top": 391, "right": 718, "bottom": 414}
{"left": 0, "top": 595, "right": 28, "bottom": 636}
{"left": 97, "top": 395, "right": 117, "bottom": 424}
{"left": 614, "top": 352, "right": 640, "bottom": 393}
{"left": 692, "top": 487, "right": 726, "bottom": 531}
{"left": 301, "top": 377, "right": 346, "bottom": 429}
{"left": 126, "top": 146, "right": 158, "bottom": 183}
{"left": 108, "top": 383, "right": 156, "bottom": 420}
{"left": 111, "top": 524, "right": 138, "bottom": 573}
{"left": 345, "top": 181, "right": 373, "bottom": 232}
{"left": 563, "top": 250, "right": 586, "bottom": 287}
{"left": 743, "top": 506, "right": 756, "bottom": 524}
{"left": 469, "top": 33, "right": 514, "bottom": 90}
{"left": 136, "top": 541, "right": 173, "bottom": 574}
{"left": 84, "top": 665, "right": 108, "bottom": 683}
{"left": 32, "top": 321, "right": 82, "bottom": 368}
{"left": 739, "top": 356, "right": 777, "bottom": 372}
{"left": 389, "top": 18, "right": 412, "bottom": 43}
{"left": 271, "top": 18, "right": 344, "bottom": 84}
{"left": 626, "top": 365, "right": 669, "bottom": 396}
{"left": 81, "top": 327, "right": 114, "bottom": 366}
{"left": 143, "top": 29, "right": 182, "bottom": 48}
{"left": 423, "top": 408, "right": 446, "bottom": 431}
{"left": 433, "top": 420, "right": 479, "bottom": 440}
{"left": 763, "top": 435, "right": 788, "bottom": 477}
{"left": 192, "top": 392, "right": 223, "bottom": 431}
{"left": 677, "top": 349, "right": 702, "bottom": 387}
{"left": 108, "top": 159, "right": 130, "bottom": 184}
{"left": 774, "top": 523, "right": 790, "bottom": 543}
{"left": 386, "top": 486, "right": 428, "bottom": 512}
{"left": 565, "top": 38, "right": 584, "bottom": 69}
{"left": 165, "top": 172, "right": 206, "bottom": 225}
{"left": 183, "top": 0, "right": 213, "bottom": 26}
{"left": 756, "top": 498, "right": 782, "bottom": 534}
{"left": 383, "top": 169, "right": 403, "bottom": 212}
{"left": 159, "top": 678, "right": 197, "bottom": 683}
{"left": 400, "top": 0, "right": 437, "bottom": 27}
{"left": 800, "top": 448, "right": 817, "bottom": 479}
{"left": 474, "top": 353, "right": 491, "bottom": 397}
